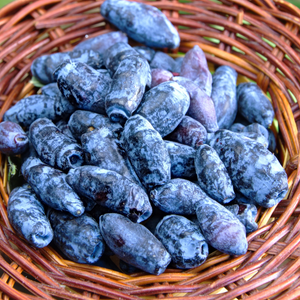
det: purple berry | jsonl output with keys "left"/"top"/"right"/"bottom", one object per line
{"left": 0, "top": 121, "right": 28, "bottom": 155}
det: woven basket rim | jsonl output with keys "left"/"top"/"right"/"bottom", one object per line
{"left": 1, "top": 0, "right": 300, "bottom": 299}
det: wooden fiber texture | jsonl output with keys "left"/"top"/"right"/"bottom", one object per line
{"left": 1, "top": 0, "right": 300, "bottom": 299}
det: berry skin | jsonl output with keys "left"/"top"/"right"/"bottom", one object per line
{"left": 209, "top": 130, "right": 288, "bottom": 208}
{"left": 230, "top": 123, "right": 245, "bottom": 133}
{"left": 49, "top": 210, "right": 105, "bottom": 264}
{"left": 239, "top": 131, "right": 269, "bottom": 148}
{"left": 150, "top": 68, "right": 173, "bottom": 88}
{"left": 240, "top": 123, "right": 269, "bottom": 148}
{"left": 81, "top": 127, "right": 140, "bottom": 184}
{"left": 103, "top": 42, "right": 141, "bottom": 76}
{"left": 235, "top": 191, "right": 257, "bottom": 206}
{"left": 74, "top": 31, "right": 128, "bottom": 53}
{"left": 226, "top": 203, "right": 258, "bottom": 233}
{"left": 99, "top": 213, "right": 171, "bottom": 275}
{"left": 101, "top": 0, "right": 180, "bottom": 49}
{"left": 122, "top": 114, "right": 171, "bottom": 191}
{"left": 172, "top": 76, "right": 218, "bottom": 133}
{"left": 67, "top": 110, "right": 122, "bottom": 141}
{"left": 66, "top": 166, "right": 152, "bottom": 223}
{"left": 3, "top": 94, "right": 75, "bottom": 128}
{"left": 31, "top": 49, "right": 103, "bottom": 84}
{"left": 211, "top": 66, "right": 238, "bottom": 129}
{"left": 136, "top": 81, "right": 190, "bottom": 137}
{"left": 133, "top": 46, "right": 155, "bottom": 62}
{"left": 195, "top": 144, "right": 235, "bottom": 204}
{"left": 29, "top": 118, "right": 84, "bottom": 171}
{"left": 7, "top": 185, "right": 53, "bottom": 248}
{"left": 41, "top": 82, "right": 61, "bottom": 98}
{"left": 155, "top": 215, "right": 208, "bottom": 269}
{"left": 165, "top": 141, "right": 196, "bottom": 180}
{"left": 56, "top": 120, "right": 76, "bottom": 142}
{"left": 237, "top": 82, "right": 275, "bottom": 128}
{"left": 243, "top": 123, "right": 269, "bottom": 140}
{"left": 166, "top": 116, "right": 207, "bottom": 148}
{"left": 150, "top": 178, "right": 212, "bottom": 215}
{"left": 56, "top": 61, "right": 112, "bottom": 115}
{"left": 105, "top": 55, "right": 151, "bottom": 125}
{"left": 196, "top": 197, "right": 248, "bottom": 256}
{"left": 0, "top": 121, "right": 28, "bottom": 155}
{"left": 150, "top": 52, "right": 177, "bottom": 72}
{"left": 21, "top": 157, "right": 85, "bottom": 217}
{"left": 180, "top": 45, "right": 212, "bottom": 96}
{"left": 174, "top": 57, "right": 184, "bottom": 73}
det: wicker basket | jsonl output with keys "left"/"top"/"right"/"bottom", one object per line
{"left": 0, "top": 0, "right": 300, "bottom": 299}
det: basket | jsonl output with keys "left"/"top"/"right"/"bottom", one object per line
{"left": 1, "top": 0, "right": 300, "bottom": 299}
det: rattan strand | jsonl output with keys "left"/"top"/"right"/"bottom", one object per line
{"left": 1, "top": 0, "right": 300, "bottom": 299}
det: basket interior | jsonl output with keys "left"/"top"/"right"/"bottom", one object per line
{"left": 1, "top": 0, "right": 300, "bottom": 299}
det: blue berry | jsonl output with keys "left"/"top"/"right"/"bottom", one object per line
{"left": 8, "top": 185, "right": 53, "bottom": 248}
{"left": 49, "top": 210, "right": 105, "bottom": 264}
{"left": 101, "top": 0, "right": 180, "bottom": 49}
{"left": 99, "top": 213, "right": 171, "bottom": 275}
{"left": 155, "top": 215, "right": 208, "bottom": 269}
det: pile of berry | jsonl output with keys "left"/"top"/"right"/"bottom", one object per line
{"left": 0, "top": 0, "right": 288, "bottom": 275}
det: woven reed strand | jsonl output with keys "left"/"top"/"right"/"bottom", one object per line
{"left": 1, "top": 0, "right": 300, "bottom": 299}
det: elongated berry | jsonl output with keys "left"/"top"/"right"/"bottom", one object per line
{"left": 29, "top": 118, "right": 84, "bottom": 171}
{"left": 57, "top": 61, "right": 111, "bottom": 115}
{"left": 99, "top": 213, "right": 171, "bottom": 275}
{"left": 180, "top": 45, "right": 212, "bottom": 96}
{"left": 172, "top": 76, "right": 218, "bottom": 133}
{"left": 74, "top": 31, "right": 128, "bottom": 52}
{"left": 0, "top": 121, "right": 28, "bottom": 155}
{"left": 81, "top": 127, "right": 140, "bottom": 184}
{"left": 105, "top": 55, "right": 151, "bottom": 124}
{"left": 196, "top": 197, "right": 248, "bottom": 255}
{"left": 8, "top": 185, "right": 53, "bottom": 248}
{"left": 31, "top": 49, "right": 103, "bottom": 84}
{"left": 49, "top": 210, "right": 105, "bottom": 263}
{"left": 122, "top": 114, "right": 171, "bottom": 191}
{"left": 211, "top": 66, "right": 237, "bottom": 129}
{"left": 3, "top": 94, "right": 75, "bottom": 128}
{"left": 195, "top": 144, "right": 235, "bottom": 204}
{"left": 21, "top": 157, "right": 85, "bottom": 216}
{"left": 101, "top": 0, "right": 180, "bottom": 49}
{"left": 209, "top": 130, "right": 288, "bottom": 208}
{"left": 150, "top": 178, "right": 212, "bottom": 215}
{"left": 136, "top": 81, "right": 190, "bottom": 137}
{"left": 166, "top": 116, "right": 207, "bottom": 148}
{"left": 237, "top": 82, "right": 274, "bottom": 128}
{"left": 155, "top": 215, "right": 208, "bottom": 269}
{"left": 66, "top": 166, "right": 152, "bottom": 223}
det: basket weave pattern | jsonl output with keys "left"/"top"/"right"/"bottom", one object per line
{"left": 1, "top": 0, "right": 300, "bottom": 299}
